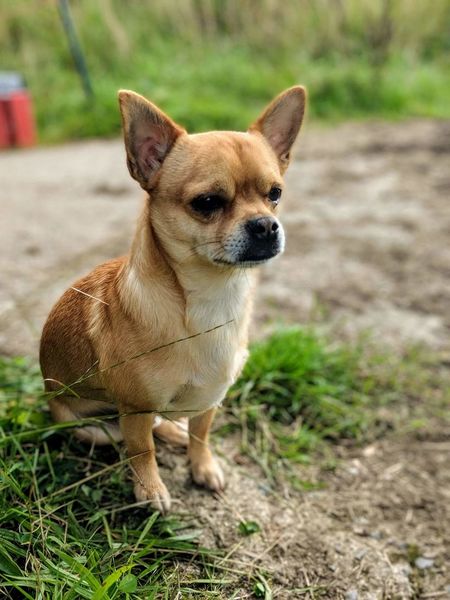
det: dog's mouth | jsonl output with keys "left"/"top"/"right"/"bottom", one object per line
{"left": 213, "top": 256, "right": 272, "bottom": 268}
{"left": 213, "top": 246, "right": 281, "bottom": 268}
{"left": 199, "top": 227, "right": 285, "bottom": 268}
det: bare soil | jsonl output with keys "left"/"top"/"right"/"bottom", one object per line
{"left": 164, "top": 433, "right": 449, "bottom": 599}
{"left": 1, "top": 120, "right": 449, "bottom": 598}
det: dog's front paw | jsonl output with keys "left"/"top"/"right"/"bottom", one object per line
{"left": 133, "top": 478, "right": 171, "bottom": 513}
{"left": 191, "top": 454, "right": 225, "bottom": 492}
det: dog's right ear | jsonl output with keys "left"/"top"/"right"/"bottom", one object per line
{"left": 249, "top": 86, "right": 306, "bottom": 173}
{"left": 118, "top": 90, "right": 185, "bottom": 190}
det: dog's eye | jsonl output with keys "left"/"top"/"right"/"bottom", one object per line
{"left": 268, "top": 186, "right": 282, "bottom": 205}
{"left": 191, "top": 195, "right": 225, "bottom": 215}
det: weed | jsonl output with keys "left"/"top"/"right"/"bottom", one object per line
{"left": 238, "top": 521, "right": 261, "bottom": 536}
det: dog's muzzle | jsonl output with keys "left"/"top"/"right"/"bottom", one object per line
{"left": 214, "top": 216, "right": 285, "bottom": 267}
{"left": 238, "top": 216, "right": 283, "bottom": 263}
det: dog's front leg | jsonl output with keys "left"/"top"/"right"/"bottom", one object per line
{"left": 188, "top": 408, "right": 224, "bottom": 492}
{"left": 120, "top": 412, "right": 171, "bottom": 512}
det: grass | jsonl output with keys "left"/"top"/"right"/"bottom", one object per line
{"left": 226, "top": 328, "right": 449, "bottom": 479}
{"left": 1, "top": 1, "right": 449, "bottom": 143}
{"left": 228, "top": 328, "right": 378, "bottom": 467}
{"left": 1, "top": 328, "right": 448, "bottom": 598}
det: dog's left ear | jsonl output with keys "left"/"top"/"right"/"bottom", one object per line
{"left": 249, "top": 86, "right": 306, "bottom": 172}
{"left": 118, "top": 90, "right": 185, "bottom": 190}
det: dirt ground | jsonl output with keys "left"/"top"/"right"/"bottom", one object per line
{"left": 164, "top": 433, "right": 450, "bottom": 599}
{"left": 1, "top": 120, "right": 449, "bottom": 597}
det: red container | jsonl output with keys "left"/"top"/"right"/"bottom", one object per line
{"left": 7, "top": 90, "right": 36, "bottom": 147}
{"left": 0, "top": 73, "right": 37, "bottom": 148}
{"left": 0, "top": 100, "right": 10, "bottom": 148}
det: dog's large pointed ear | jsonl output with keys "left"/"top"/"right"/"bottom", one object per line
{"left": 249, "top": 86, "right": 306, "bottom": 172}
{"left": 118, "top": 90, "right": 185, "bottom": 190}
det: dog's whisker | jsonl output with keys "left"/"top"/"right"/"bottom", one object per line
{"left": 191, "top": 238, "right": 223, "bottom": 250}
{"left": 181, "top": 239, "right": 224, "bottom": 261}
{"left": 172, "top": 238, "right": 223, "bottom": 261}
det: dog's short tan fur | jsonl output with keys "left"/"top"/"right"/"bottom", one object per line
{"left": 40, "top": 86, "right": 305, "bottom": 512}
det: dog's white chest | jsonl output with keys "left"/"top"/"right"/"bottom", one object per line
{"left": 162, "top": 279, "right": 251, "bottom": 414}
{"left": 161, "top": 324, "right": 247, "bottom": 415}
{"left": 128, "top": 269, "right": 252, "bottom": 416}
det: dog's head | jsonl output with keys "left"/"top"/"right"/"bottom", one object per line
{"left": 119, "top": 87, "right": 305, "bottom": 268}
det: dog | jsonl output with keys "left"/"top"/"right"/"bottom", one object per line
{"left": 40, "top": 85, "right": 305, "bottom": 512}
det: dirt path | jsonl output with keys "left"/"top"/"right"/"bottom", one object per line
{"left": 1, "top": 120, "right": 449, "bottom": 597}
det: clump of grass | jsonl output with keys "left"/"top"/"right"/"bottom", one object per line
{"left": 227, "top": 327, "right": 447, "bottom": 466}
{"left": 236, "top": 328, "right": 372, "bottom": 432}
{"left": 228, "top": 328, "right": 379, "bottom": 461}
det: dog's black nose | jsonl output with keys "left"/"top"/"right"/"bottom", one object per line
{"left": 245, "top": 217, "right": 279, "bottom": 240}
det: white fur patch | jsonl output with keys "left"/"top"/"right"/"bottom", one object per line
{"left": 152, "top": 415, "right": 163, "bottom": 428}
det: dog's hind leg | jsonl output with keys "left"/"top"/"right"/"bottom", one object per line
{"left": 153, "top": 417, "right": 188, "bottom": 447}
{"left": 49, "top": 397, "right": 122, "bottom": 445}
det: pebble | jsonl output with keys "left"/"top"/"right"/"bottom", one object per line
{"left": 345, "top": 590, "right": 358, "bottom": 600}
{"left": 347, "top": 466, "right": 359, "bottom": 476}
{"left": 258, "top": 483, "right": 271, "bottom": 495}
{"left": 415, "top": 556, "right": 434, "bottom": 569}
{"left": 355, "top": 548, "right": 368, "bottom": 561}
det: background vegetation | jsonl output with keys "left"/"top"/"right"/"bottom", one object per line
{"left": 1, "top": 0, "right": 449, "bottom": 142}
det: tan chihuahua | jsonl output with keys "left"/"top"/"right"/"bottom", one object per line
{"left": 40, "top": 86, "right": 306, "bottom": 512}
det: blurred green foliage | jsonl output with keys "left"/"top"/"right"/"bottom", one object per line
{"left": 0, "top": 0, "right": 449, "bottom": 141}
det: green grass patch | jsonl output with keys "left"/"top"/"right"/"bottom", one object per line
{"left": 1, "top": 329, "right": 448, "bottom": 597}
{"left": 228, "top": 328, "right": 386, "bottom": 464}
{"left": 227, "top": 328, "right": 449, "bottom": 471}
{"left": 23, "top": 50, "right": 450, "bottom": 144}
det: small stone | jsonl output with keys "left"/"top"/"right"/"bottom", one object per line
{"left": 345, "top": 590, "right": 358, "bottom": 600}
{"left": 353, "top": 526, "right": 367, "bottom": 536}
{"left": 258, "top": 483, "right": 271, "bottom": 495}
{"left": 400, "top": 563, "right": 412, "bottom": 576}
{"left": 362, "top": 444, "right": 377, "bottom": 457}
{"left": 369, "top": 530, "right": 382, "bottom": 540}
{"left": 415, "top": 556, "right": 434, "bottom": 569}
{"left": 355, "top": 548, "right": 368, "bottom": 561}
